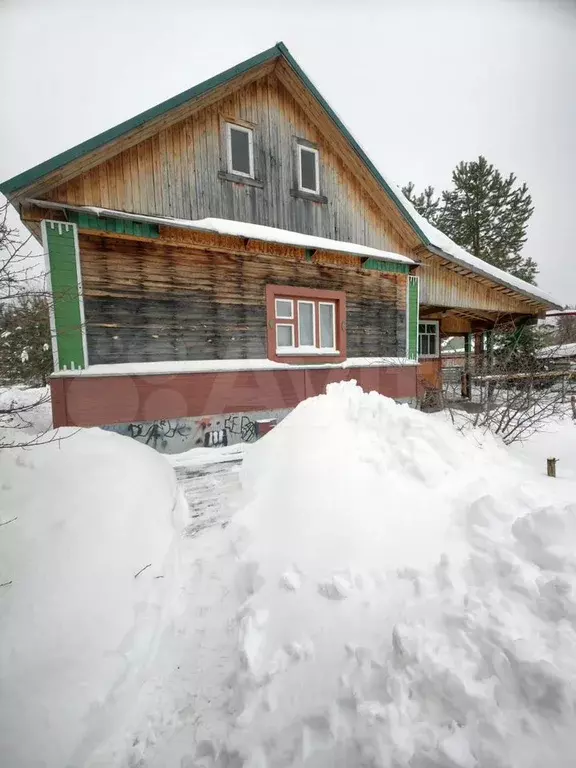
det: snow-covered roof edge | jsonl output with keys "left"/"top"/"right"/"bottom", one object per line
{"left": 377, "top": 183, "right": 559, "bottom": 309}
{"left": 537, "top": 343, "right": 576, "bottom": 359}
{"left": 28, "top": 200, "right": 415, "bottom": 266}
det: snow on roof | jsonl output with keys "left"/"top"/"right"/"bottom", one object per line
{"left": 377, "top": 184, "right": 559, "bottom": 308}
{"left": 29, "top": 192, "right": 560, "bottom": 307}
{"left": 29, "top": 200, "right": 415, "bottom": 266}
{"left": 538, "top": 342, "right": 576, "bottom": 359}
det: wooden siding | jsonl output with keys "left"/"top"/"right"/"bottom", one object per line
{"left": 417, "top": 251, "right": 541, "bottom": 316}
{"left": 45, "top": 73, "right": 414, "bottom": 258}
{"left": 79, "top": 234, "right": 407, "bottom": 365}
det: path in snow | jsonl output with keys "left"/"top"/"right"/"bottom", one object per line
{"left": 108, "top": 454, "right": 245, "bottom": 768}
{"left": 175, "top": 457, "right": 242, "bottom": 537}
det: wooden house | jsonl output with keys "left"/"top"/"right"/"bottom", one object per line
{"left": 0, "top": 43, "right": 560, "bottom": 449}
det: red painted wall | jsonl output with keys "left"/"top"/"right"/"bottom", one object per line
{"left": 50, "top": 365, "right": 419, "bottom": 428}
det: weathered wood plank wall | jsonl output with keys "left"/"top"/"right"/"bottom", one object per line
{"left": 45, "top": 74, "right": 414, "bottom": 258}
{"left": 416, "top": 252, "right": 540, "bottom": 315}
{"left": 79, "top": 234, "right": 406, "bottom": 365}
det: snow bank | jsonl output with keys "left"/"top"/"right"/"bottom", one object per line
{"left": 223, "top": 381, "right": 576, "bottom": 766}
{"left": 0, "top": 426, "right": 187, "bottom": 768}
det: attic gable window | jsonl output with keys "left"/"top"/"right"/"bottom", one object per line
{"left": 297, "top": 144, "right": 320, "bottom": 194}
{"left": 226, "top": 123, "right": 254, "bottom": 178}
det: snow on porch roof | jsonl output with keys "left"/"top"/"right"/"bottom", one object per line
{"left": 386, "top": 185, "right": 560, "bottom": 309}
{"left": 28, "top": 200, "right": 416, "bottom": 265}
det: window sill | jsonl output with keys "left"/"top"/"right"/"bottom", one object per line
{"left": 289, "top": 188, "right": 328, "bottom": 204}
{"left": 418, "top": 354, "right": 440, "bottom": 360}
{"left": 218, "top": 171, "right": 264, "bottom": 188}
{"left": 277, "top": 349, "right": 340, "bottom": 356}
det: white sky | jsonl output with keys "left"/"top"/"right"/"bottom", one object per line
{"left": 1, "top": 0, "right": 575, "bottom": 304}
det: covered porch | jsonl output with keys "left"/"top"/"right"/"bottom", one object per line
{"left": 417, "top": 304, "right": 541, "bottom": 407}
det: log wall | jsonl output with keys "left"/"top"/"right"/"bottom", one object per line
{"left": 79, "top": 233, "right": 407, "bottom": 365}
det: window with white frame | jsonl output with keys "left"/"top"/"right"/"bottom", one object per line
{"left": 297, "top": 144, "right": 320, "bottom": 194}
{"left": 226, "top": 123, "right": 254, "bottom": 177}
{"left": 274, "top": 296, "right": 337, "bottom": 354}
{"left": 418, "top": 321, "right": 439, "bottom": 358}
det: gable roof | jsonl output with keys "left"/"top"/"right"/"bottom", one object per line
{"left": 0, "top": 42, "right": 560, "bottom": 310}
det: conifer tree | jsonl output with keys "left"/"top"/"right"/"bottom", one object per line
{"left": 403, "top": 156, "right": 537, "bottom": 284}
{"left": 401, "top": 182, "right": 442, "bottom": 225}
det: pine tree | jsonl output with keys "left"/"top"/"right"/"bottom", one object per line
{"left": 440, "top": 156, "right": 536, "bottom": 283}
{"left": 401, "top": 182, "right": 442, "bottom": 225}
{"left": 403, "top": 156, "right": 537, "bottom": 284}
{"left": 0, "top": 295, "right": 52, "bottom": 386}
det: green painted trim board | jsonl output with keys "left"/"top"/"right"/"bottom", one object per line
{"left": 41, "top": 220, "right": 86, "bottom": 371}
{"left": 407, "top": 274, "right": 420, "bottom": 361}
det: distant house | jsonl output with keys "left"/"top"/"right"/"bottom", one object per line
{"left": 0, "top": 43, "right": 560, "bottom": 449}
{"left": 538, "top": 343, "right": 576, "bottom": 367}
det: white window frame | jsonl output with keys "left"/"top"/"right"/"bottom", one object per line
{"left": 275, "top": 298, "right": 294, "bottom": 320}
{"left": 273, "top": 296, "right": 340, "bottom": 356}
{"left": 418, "top": 320, "right": 440, "bottom": 359}
{"left": 276, "top": 323, "right": 294, "bottom": 350}
{"left": 297, "top": 300, "right": 316, "bottom": 351}
{"left": 226, "top": 122, "right": 254, "bottom": 178}
{"left": 297, "top": 144, "right": 320, "bottom": 194}
{"left": 318, "top": 301, "right": 337, "bottom": 351}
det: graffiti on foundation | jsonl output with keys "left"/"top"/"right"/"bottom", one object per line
{"left": 106, "top": 408, "right": 288, "bottom": 453}
{"left": 224, "top": 414, "right": 257, "bottom": 442}
{"left": 203, "top": 427, "right": 227, "bottom": 447}
{"left": 126, "top": 419, "right": 191, "bottom": 451}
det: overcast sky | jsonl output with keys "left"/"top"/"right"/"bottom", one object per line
{"left": 1, "top": 0, "right": 575, "bottom": 304}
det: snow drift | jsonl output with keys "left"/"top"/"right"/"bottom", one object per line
{"left": 222, "top": 382, "right": 576, "bottom": 767}
{"left": 0, "top": 426, "right": 187, "bottom": 768}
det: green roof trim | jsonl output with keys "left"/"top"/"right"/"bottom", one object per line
{"left": 67, "top": 211, "right": 159, "bottom": 238}
{"left": 362, "top": 258, "right": 410, "bottom": 274}
{"left": 0, "top": 44, "right": 282, "bottom": 197}
{"left": 0, "top": 41, "right": 429, "bottom": 250}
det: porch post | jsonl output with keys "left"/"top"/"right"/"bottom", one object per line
{"left": 474, "top": 332, "right": 485, "bottom": 373}
{"left": 461, "top": 332, "right": 471, "bottom": 399}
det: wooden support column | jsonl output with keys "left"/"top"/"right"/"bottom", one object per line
{"left": 461, "top": 333, "right": 471, "bottom": 399}
{"left": 474, "top": 332, "right": 485, "bottom": 373}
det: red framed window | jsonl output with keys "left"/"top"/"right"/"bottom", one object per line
{"left": 266, "top": 285, "right": 346, "bottom": 364}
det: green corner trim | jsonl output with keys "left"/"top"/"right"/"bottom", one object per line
{"left": 362, "top": 258, "right": 410, "bottom": 274}
{"left": 0, "top": 42, "right": 429, "bottom": 251}
{"left": 42, "top": 221, "right": 86, "bottom": 371}
{"left": 67, "top": 211, "right": 159, "bottom": 238}
{"left": 407, "top": 274, "right": 420, "bottom": 361}
{"left": 0, "top": 44, "right": 282, "bottom": 197}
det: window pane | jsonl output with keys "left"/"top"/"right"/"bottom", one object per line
{"left": 298, "top": 301, "right": 315, "bottom": 346}
{"left": 319, "top": 303, "right": 335, "bottom": 348}
{"left": 275, "top": 299, "right": 293, "bottom": 319}
{"left": 427, "top": 324, "right": 436, "bottom": 334}
{"left": 276, "top": 324, "right": 294, "bottom": 348}
{"left": 418, "top": 323, "right": 425, "bottom": 334}
{"left": 230, "top": 127, "right": 251, "bottom": 175}
{"left": 300, "top": 147, "right": 317, "bottom": 192}
{"left": 429, "top": 333, "right": 436, "bottom": 355}
{"left": 420, "top": 335, "right": 429, "bottom": 355}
